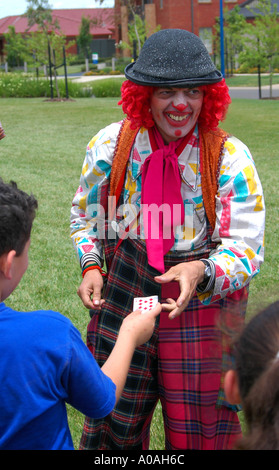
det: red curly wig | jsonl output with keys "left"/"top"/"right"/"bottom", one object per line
{"left": 118, "top": 79, "right": 231, "bottom": 133}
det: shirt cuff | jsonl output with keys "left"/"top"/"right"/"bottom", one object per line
{"left": 196, "top": 258, "right": 216, "bottom": 293}
{"left": 80, "top": 253, "right": 103, "bottom": 270}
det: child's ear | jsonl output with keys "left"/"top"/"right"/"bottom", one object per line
{"left": 224, "top": 369, "right": 242, "bottom": 405}
{"left": 0, "top": 250, "right": 17, "bottom": 280}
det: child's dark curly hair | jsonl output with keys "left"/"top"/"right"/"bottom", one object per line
{"left": 118, "top": 79, "right": 231, "bottom": 132}
{"left": 0, "top": 179, "right": 38, "bottom": 256}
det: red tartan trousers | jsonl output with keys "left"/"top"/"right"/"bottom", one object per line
{"left": 79, "top": 230, "right": 246, "bottom": 450}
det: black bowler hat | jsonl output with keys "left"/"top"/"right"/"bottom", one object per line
{"left": 125, "top": 29, "right": 222, "bottom": 87}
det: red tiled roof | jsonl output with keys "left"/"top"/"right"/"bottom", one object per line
{"left": 0, "top": 8, "right": 115, "bottom": 37}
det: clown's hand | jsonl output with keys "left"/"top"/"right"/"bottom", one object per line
{"left": 154, "top": 261, "right": 205, "bottom": 319}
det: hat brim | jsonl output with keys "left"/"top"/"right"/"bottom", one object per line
{"left": 124, "top": 62, "right": 223, "bottom": 87}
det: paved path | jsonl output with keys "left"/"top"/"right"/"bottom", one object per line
{"left": 71, "top": 74, "right": 279, "bottom": 99}
{"left": 71, "top": 74, "right": 124, "bottom": 83}
{"left": 229, "top": 85, "right": 279, "bottom": 99}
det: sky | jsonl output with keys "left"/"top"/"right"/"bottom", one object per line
{"left": 0, "top": 0, "right": 114, "bottom": 18}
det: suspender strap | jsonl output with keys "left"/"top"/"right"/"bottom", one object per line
{"left": 109, "top": 119, "right": 139, "bottom": 217}
{"left": 199, "top": 127, "right": 229, "bottom": 229}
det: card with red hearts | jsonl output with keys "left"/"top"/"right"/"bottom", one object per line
{"left": 133, "top": 296, "right": 159, "bottom": 314}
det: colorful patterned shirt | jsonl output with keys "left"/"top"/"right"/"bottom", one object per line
{"left": 70, "top": 121, "right": 265, "bottom": 304}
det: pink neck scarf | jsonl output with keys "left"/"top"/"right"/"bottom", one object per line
{"left": 141, "top": 126, "right": 191, "bottom": 273}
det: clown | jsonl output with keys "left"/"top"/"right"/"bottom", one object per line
{"left": 70, "top": 29, "right": 265, "bottom": 450}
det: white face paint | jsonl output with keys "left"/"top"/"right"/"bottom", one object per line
{"left": 150, "top": 87, "right": 204, "bottom": 143}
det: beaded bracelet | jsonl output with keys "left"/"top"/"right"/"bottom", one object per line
{"left": 82, "top": 264, "right": 107, "bottom": 278}
{"left": 82, "top": 264, "right": 101, "bottom": 278}
{"left": 81, "top": 262, "right": 98, "bottom": 272}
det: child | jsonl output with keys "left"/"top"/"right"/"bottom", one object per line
{"left": 224, "top": 301, "right": 279, "bottom": 450}
{"left": 0, "top": 178, "right": 161, "bottom": 450}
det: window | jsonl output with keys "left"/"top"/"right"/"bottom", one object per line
{"left": 199, "top": 28, "right": 213, "bottom": 54}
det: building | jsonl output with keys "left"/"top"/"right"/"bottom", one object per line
{"left": 2, "top": 1, "right": 276, "bottom": 63}
{"left": 0, "top": 8, "right": 115, "bottom": 62}
{"left": 115, "top": 0, "right": 245, "bottom": 56}
{"left": 237, "top": 0, "right": 279, "bottom": 21}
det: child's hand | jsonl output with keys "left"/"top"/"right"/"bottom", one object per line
{"left": 102, "top": 303, "right": 161, "bottom": 403}
{"left": 120, "top": 303, "right": 162, "bottom": 347}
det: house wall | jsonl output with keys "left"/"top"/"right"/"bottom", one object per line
{"left": 0, "top": 8, "right": 116, "bottom": 61}
{"left": 114, "top": 0, "right": 244, "bottom": 55}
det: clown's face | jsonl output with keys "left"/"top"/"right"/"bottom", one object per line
{"left": 150, "top": 87, "right": 204, "bottom": 143}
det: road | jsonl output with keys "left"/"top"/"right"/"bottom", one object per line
{"left": 70, "top": 74, "right": 279, "bottom": 100}
{"left": 229, "top": 85, "right": 279, "bottom": 99}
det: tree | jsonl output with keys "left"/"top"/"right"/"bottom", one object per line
{"left": 126, "top": 0, "right": 145, "bottom": 56}
{"left": 118, "top": 13, "right": 147, "bottom": 58}
{"left": 25, "top": 0, "right": 54, "bottom": 31}
{"left": 212, "top": 6, "right": 248, "bottom": 75}
{"left": 3, "top": 26, "right": 29, "bottom": 67}
{"left": 97, "top": 0, "right": 160, "bottom": 57}
{"left": 239, "top": 0, "right": 279, "bottom": 98}
{"left": 77, "top": 16, "right": 92, "bottom": 59}
{"left": 77, "top": 16, "right": 91, "bottom": 59}
{"left": 223, "top": 6, "right": 247, "bottom": 74}
{"left": 26, "top": 31, "right": 49, "bottom": 71}
{"left": 116, "top": 0, "right": 160, "bottom": 58}
{"left": 24, "top": 0, "right": 62, "bottom": 98}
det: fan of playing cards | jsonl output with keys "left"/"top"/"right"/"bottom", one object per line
{"left": 133, "top": 296, "right": 159, "bottom": 313}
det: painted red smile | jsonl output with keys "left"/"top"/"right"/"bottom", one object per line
{"left": 164, "top": 111, "right": 190, "bottom": 127}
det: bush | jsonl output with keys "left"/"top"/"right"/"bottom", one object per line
{"left": 91, "top": 77, "right": 124, "bottom": 97}
{"left": 80, "top": 64, "right": 98, "bottom": 73}
{"left": 0, "top": 73, "right": 50, "bottom": 97}
{"left": 112, "top": 57, "right": 132, "bottom": 74}
{"left": 0, "top": 73, "right": 125, "bottom": 98}
{"left": 59, "top": 80, "right": 93, "bottom": 98}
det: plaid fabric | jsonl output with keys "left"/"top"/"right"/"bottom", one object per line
{"left": 79, "top": 196, "right": 246, "bottom": 450}
{"left": 80, "top": 236, "right": 161, "bottom": 450}
{"left": 158, "top": 282, "right": 246, "bottom": 450}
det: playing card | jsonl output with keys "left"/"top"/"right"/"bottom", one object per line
{"left": 133, "top": 296, "right": 158, "bottom": 313}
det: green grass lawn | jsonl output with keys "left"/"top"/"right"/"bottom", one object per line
{"left": 0, "top": 96, "right": 278, "bottom": 449}
{"left": 225, "top": 74, "right": 279, "bottom": 87}
{"left": 62, "top": 64, "right": 279, "bottom": 87}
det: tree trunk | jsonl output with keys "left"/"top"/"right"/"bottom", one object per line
{"left": 51, "top": 46, "right": 60, "bottom": 99}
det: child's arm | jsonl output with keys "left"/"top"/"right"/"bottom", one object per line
{"left": 101, "top": 304, "right": 161, "bottom": 403}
